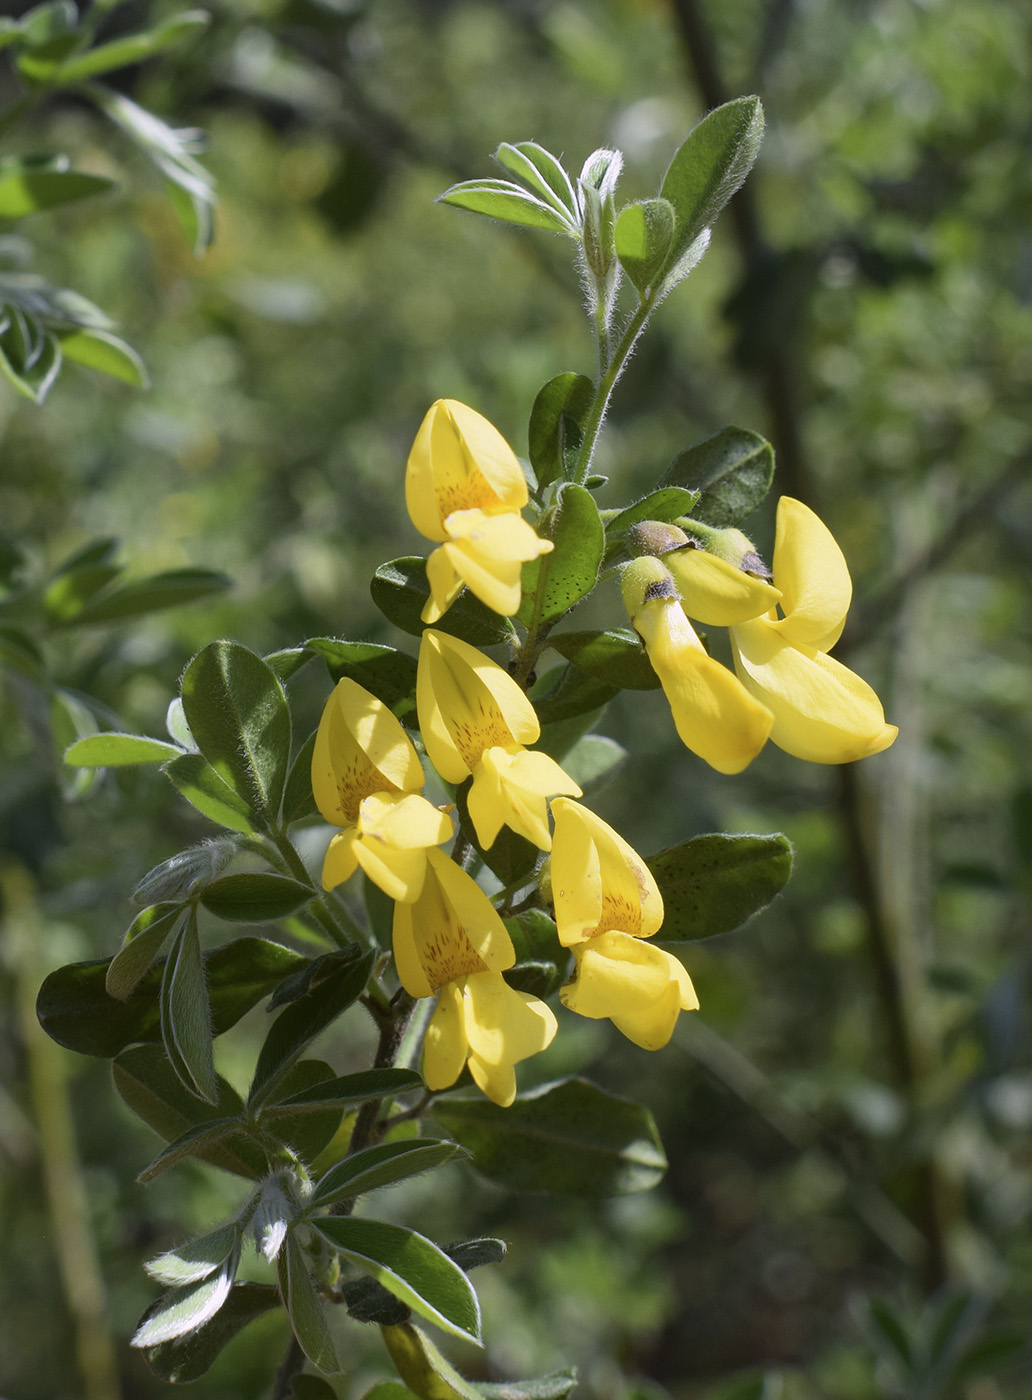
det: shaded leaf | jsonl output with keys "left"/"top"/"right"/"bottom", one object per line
{"left": 106, "top": 904, "right": 187, "bottom": 1001}
{"left": 560, "top": 733, "right": 626, "bottom": 796}
{"left": 200, "top": 873, "right": 313, "bottom": 923}
{"left": 478, "top": 1371, "right": 578, "bottom": 1400}
{"left": 371, "top": 558, "right": 514, "bottom": 648}
{"left": 662, "top": 426, "right": 774, "bottom": 528}
{"left": 160, "top": 912, "right": 217, "bottom": 1101}
{"left": 132, "top": 1253, "right": 238, "bottom": 1348}
{"left": 0, "top": 169, "right": 116, "bottom": 219}
{"left": 249, "top": 948, "right": 374, "bottom": 1104}
{"left": 313, "top": 1217, "right": 481, "bottom": 1342}
{"left": 144, "top": 1282, "right": 279, "bottom": 1384}
{"left": 133, "top": 839, "right": 236, "bottom": 904}
{"left": 306, "top": 638, "right": 418, "bottom": 718}
{"left": 265, "top": 1067, "right": 422, "bottom": 1115}
{"left": 57, "top": 328, "right": 148, "bottom": 386}
{"left": 283, "top": 731, "right": 318, "bottom": 824}
{"left": 147, "top": 1222, "right": 241, "bottom": 1286}
{"left": 38, "top": 937, "right": 308, "bottom": 1058}
{"left": 48, "top": 10, "right": 208, "bottom": 82}
{"left": 648, "top": 833, "right": 793, "bottom": 940}
{"left": 549, "top": 629, "right": 660, "bottom": 691}
{"left": 527, "top": 373, "right": 595, "bottom": 492}
{"left": 311, "top": 1139, "right": 466, "bottom": 1208}
{"left": 112, "top": 1045, "right": 267, "bottom": 1179}
{"left": 180, "top": 641, "right": 291, "bottom": 828}
{"left": 615, "top": 198, "right": 675, "bottom": 294}
{"left": 433, "top": 1077, "right": 666, "bottom": 1195}
{"left": 72, "top": 568, "right": 232, "bottom": 626}
{"left": 279, "top": 1234, "right": 340, "bottom": 1374}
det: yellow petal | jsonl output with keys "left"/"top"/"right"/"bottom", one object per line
{"left": 772, "top": 497, "right": 852, "bottom": 650}
{"left": 360, "top": 792, "right": 453, "bottom": 850}
{"left": 427, "top": 848, "right": 514, "bottom": 973}
{"left": 417, "top": 630, "right": 540, "bottom": 781}
{"left": 467, "top": 746, "right": 581, "bottom": 851}
{"left": 422, "top": 545, "right": 463, "bottom": 625}
{"left": 665, "top": 547, "right": 781, "bottom": 626}
{"left": 559, "top": 932, "right": 697, "bottom": 1050}
{"left": 440, "top": 537, "right": 523, "bottom": 616}
{"left": 462, "top": 970, "right": 557, "bottom": 1107}
{"left": 392, "top": 898, "right": 434, "bottom": 999}
{"left": 634, "top": 597, "right": 773, "bottom": 774}
{"left": 549, "top": 798, "right": 662, "bottom": 946}
{"left": 422, "top": 982, "right": 469, "bottom": 1091}
{"left": 392, "top": 854, "right": 488, "bottom": 993}
{"left": 405, "top": 400, "right": 528, "bottom": 542}
{"left": 731, "top": 617, "right": 898, "bottom": 763}
{"left": 320, "top": 828, "right": 360, "bottom": 892}
{"left": 429, "top": 510, "right": 552, "bottom": 620}
{"left": 312, "top": 678, "right": 424, "bottom": 824}
{"left": 354, "top": 841, "right": 431, "bottom": 903}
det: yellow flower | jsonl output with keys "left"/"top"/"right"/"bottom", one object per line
{"left": 417, "top": 630, "right": 581, "bottom": 850}
{"left": 393, "top": 849, "right": 557, "bottom": 1106}
{"left": 312, "top": 678, "right": 451, "bottom": 900}
{"left": 405, "top": 399, "right": 553, "bottom": 624}
{"left": 622, "top": 557, "right": 773, "bottom": 775}
{"left": 549, "top": 799, "right": 698, "bottom": 1050}
{"left": 673, "top": 499, "right": 897, "bottom": 763}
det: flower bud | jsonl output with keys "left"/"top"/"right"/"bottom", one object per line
{"left": 627, "top": 521, "right": 692, "bottom": 558}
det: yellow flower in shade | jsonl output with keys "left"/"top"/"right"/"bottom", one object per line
{"left": 393, "top": 848, "right": 557, "bottom": 1106}
{"left": 673, "top": 499, "right": 897, "bottom": 763}
{"left": 312, "top": 679, "right": 451, "bottom": 901}
{"left": 550, "top": 799, "right": 698, "bottom": 1050}
{"left": 621, "top": 557, "right": 773, "bottom": 775}
{"left": 416, "top": 630, "right": 581, "bottom": 850}
{"left": 404, "top": 399, "right": 553, "bottom": 624}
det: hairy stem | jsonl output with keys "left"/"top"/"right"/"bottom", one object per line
{"left": 571, "top": 298, "right": 653, "bottom": 485}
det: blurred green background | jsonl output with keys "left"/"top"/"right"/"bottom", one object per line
{"left": 2, "top": 0, "right": 1032, "bottom": 1396}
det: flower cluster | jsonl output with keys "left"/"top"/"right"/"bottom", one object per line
{"left": 313, "top": 399, "right": 895, "bottom": 1108}
{"left": 623, "top": 497, "right": 898, "bottom": 770}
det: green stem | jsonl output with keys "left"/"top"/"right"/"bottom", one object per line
{"left": 267, "top": 828, "right": 366, "bottom": 948}
{"left": 571, "top": 297, "right": 653, "bottom": 485}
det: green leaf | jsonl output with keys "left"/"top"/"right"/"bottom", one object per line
{"left": 180, "top": 641, "right": 291, "bottom": 828}
{"left": 528, "top": 373, "right": 595, "bottom": 492}
{"left": 249, "top": 949, "right": 375, "bottom": 1104}
{"left": 0, "top": 326, "right": 61, "bottom": 402}
{"left": 0, "top": 169, "right": 116, "bottom": 219}
{"left": 257, "top": 1059, "right": 347, "bottom": 1166}
{"left": 57, "top": 328, "right": 148, "bottom": 386}
{"left": 38, "top": 937, "right": 308, "bottom": 1058}
{"left": 70, "top": 568, "right": 232, "bottom": 625}
{"left": 133, "top": 840, "right": 236, "bottom": 905}
{"left": 282, "top": 731, "right": 318, "bottom": 824}
{"left": 478, "top": 1371, "right": 579, "bottom": 1400}
{"left": 605, "top": 487, "right": 701, "bottom": 540}
{"left": 433, "top": 1077, "right": 666, "bottom": 1195}
{"left": 371, "top": 558, "right": 514, "bottom": 648}
{"left": 106, "top": 904, "right": 187, "bottom": 1001}
{"left": 43, "top": 560, "right": 123, "bottom": 624}
{"left": 503, "top": 911, "right": 566, "bottom": 1000}
{"left": 494, "top": 142, "right": 579, "bottom": 219}
{"left": 306, "top": 638, "right": 418, "bottom": 718}
{"left": 112, "top": 1044, "right": 267, "bottom": 1178}
{"left": 533, "top": 664, "right": 617, "bottom": 730}
{"left": 548, "top": 629, "right": 660, "bottom": 691}
{"left": 615, "top": 198, "right": 675, "bottom": 294}
{"left": 662, "top": 426, "right": 775, "bottom": 528}
{"left": 160, "top": 912, "right": 217, "bottom": 1101}
{"left": 519, "top": 484, "right": 603, "bottom": 630}
{"left": 50, "top": 687, "right": 100, "bottom": 801}
{"left": 147, "top": 1222, "right": 241, "bottom": 1287}
{"left": 132, "top": 1253, "right": 238, "bottom": 1348}
{"left": 46, "top": 10, "right": 209, "bottom": 82}
{"left": 143, "top": 1282, "right": 279, "bottom": 1384}
{"left": 265, "top": 1068, "right": 422, "bottom": 1115}
{"left": 647, "top": 833, "right": 793, "bottom": 940}
{"left": 0, "top": 622, "right": 45, "bottom": 681}
{"left": 560, "top": 733, "right": 626, "bottom": 796}
{"left": 313, "top": 1217, "right": 481, "bottom": 1343}
{"left": 291, "top": 1378, "right": 341, "bottom": 1400}
{"left": 164, "top": 753, "right": 258, "bottom": 835}
{"left": 659, "top": 96, "right": 764, "bottom": 274}
{"left": 279, "top": 1234, "right": 340, "bottom": 1374}
{"left": 138, "top": 1116, "right": 253, "bottom": 1183}
{"left": 311, "top": 1140, "right": 466, "bottom": 1209}
{"left": 437, "top": 180, "right": 573, "bottom": 234}
{"left": 64, "top": 732, "right": 183, "bottom": 767}
{"left": 200, "top": 873, "right": 313, "bottom": 924}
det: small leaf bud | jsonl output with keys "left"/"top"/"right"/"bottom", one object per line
{"left": 628, "top": 520, "right": 692, "bottom": 558}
